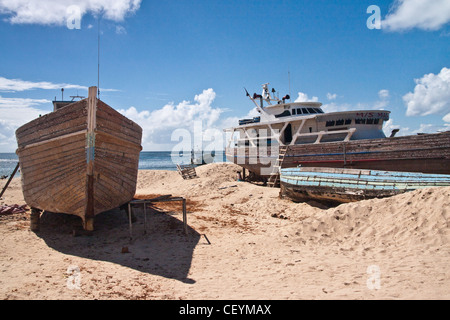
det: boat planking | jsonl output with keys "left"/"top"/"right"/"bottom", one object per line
{"left": 16, "top": 87, "right": 143, "bottom": 231}
{"left": 280, "top": 167, "right": 450, "bottom": 205}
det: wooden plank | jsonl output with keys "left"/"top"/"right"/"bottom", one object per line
{"left": 96, "top": 101, "right": 142, "bottom": 145}
{"left": 16, "top": 101, "right": 87, "bottom": 147}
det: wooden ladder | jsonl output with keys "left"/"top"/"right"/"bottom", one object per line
{"left": 267, "top": 146, "right": 289, "bottom": 188}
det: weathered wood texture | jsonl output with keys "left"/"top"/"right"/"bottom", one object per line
{"left": 280, "top": 167, "right": 450, "bottom": 204}
{"left": 16, "top": 90, "right": 143, "bottom": 229}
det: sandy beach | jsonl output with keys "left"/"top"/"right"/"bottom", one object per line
{"left": 0, "top": 162, "right": 449, "bottom": 300}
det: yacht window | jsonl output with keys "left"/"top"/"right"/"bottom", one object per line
{"left": 292, "top": 108, "right": 296, "bottom": 115}
{"left": 345, "top": 119, "right": 352, "bottom": 125}
{"left": 326, "top": 120, "right": 335, "bottom": 127}
{"left": 307, "top": 108, "right": 317, "bottom": 114}
{"left": 355, "top": 119, "right": 366, "bottom": 124}
{"left": 374, "top": 119, "right": 380, "bottom": 124}
{"left": 302, "top": 108, "right": 309, "bottom": 114}
{"left": 317, "top": 109, "right": 325, "bottom": 114}
{"left": 297, "top": 108, "right": 302, "bottom": 114}
{"left": 367, "top": 119, "right": 374, "bottom": 125}
{"left": 275, "top": 110, "right": 291, "bottom": 118}
{"left": 336, "top": 119, "right": 345, "bottom": 126}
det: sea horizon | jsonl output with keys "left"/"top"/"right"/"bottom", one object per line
{"left": 0, "top": 151, "right": 228, "bottom": 178}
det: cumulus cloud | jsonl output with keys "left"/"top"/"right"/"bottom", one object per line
{"left": 118, "top": 89, "right": 226, "bottom": 150}
{"left": 382, "top": 0, "right": 450, "bottom": 31}
{"left": 403, "top": 67, "right": 450, "bottom": 117}
{"left": 0, "top": 0, "right": 141, "bottom": 25}
{"left": 295, "top": 92, "right": 319, "bottom": 103}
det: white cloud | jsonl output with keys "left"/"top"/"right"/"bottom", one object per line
{"left": 321, "top": 102, "right": 351, "bottom": 113}
{"left": 0, "top": 76, "right": 119, "bottom": 94}
{"left": 295, "top": 92, "right": 319, "bottom": 103}
{"left": 443, "top": 113, "right": 450, "bottom": 123}
{"left": 403, "top": 67, "right": 450, "bottom": 117}
{"left": 118, "top": 89, "right": 226, "bottom": 150}
{"left": 382, "top": 0, "right": 450, "bottom": 31}
{"left": 326, "top": 93, "right": 337, "bottom": 101}
{"left": 0, "top": 96, "right": 51, "bottom": 151}
{"left": 320, "top": 89, "right": 390, "bottom": 113}
{"left": 0, "top": 0, "right": 141, "bottom": 25}
{"left": 375, "top": 89, "right": 390, "bottom": 109}
{"left": 383, "top": 118, "right": 449, "bottom": 138}
{"left": 115, "top": 25, "right": 127, "bottom": 35}
{"left": 413, "top": 123, "right": 449, "bottom": 133}
{"left": 383, "top": 118, "right": 405, "bottom": 137}
{"left": 378, "top": 89, "right": 390, "bottom": 100}
{"left": 0, "top": 96, "right": 51, "bottom": 126}
{"left": 0, "top": 119, "right": 17, "bottom": 151}
{"left": 0, "top": 76, "right": 87, "bottom": 92}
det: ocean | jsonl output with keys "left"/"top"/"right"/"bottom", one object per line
{"left": 0, "top": 151, "right": 227, "bottom": 178}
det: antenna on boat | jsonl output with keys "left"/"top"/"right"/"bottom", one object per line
{"left": 288, "top": 70, "right": 291, "bottom": 100}
{"left": 97, "top": 15, "right": 101, "bottom": 99}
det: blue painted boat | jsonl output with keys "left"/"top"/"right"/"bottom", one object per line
{"left": 280, "top": 167, "right": 450, "bottom": 204}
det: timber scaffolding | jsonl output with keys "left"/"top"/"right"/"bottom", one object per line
{"left": 226, "top": 131, "right": 450, "bottom": 183}
{"left": 176, "top": 164, "right": 198, "bottom": 180}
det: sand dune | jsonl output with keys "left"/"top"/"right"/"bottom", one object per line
{"left": 0, "top": 163, "right": 449, "bottom": 300}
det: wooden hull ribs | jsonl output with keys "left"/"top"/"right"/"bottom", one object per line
{"left": 16, "top": 87, "right": 143, "bottom": 231}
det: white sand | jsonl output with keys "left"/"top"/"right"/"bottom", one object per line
{"left": 0, "top": 163, "right": 449, "bottom": 300}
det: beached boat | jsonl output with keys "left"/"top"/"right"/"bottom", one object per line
{"left": 224, "top": 83, "right": 450, "bottom": 182}
{"left": 280, "top": 167, "right": 450, "bottom": 204}
{"left": 15, "top": 87, "right": 143, "bottom": 231}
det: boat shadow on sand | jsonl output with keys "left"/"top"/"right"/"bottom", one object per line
{"left": 35, "top": 206, "right": 201, "bottom": 284}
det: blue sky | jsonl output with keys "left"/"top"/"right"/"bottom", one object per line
{"left": 1, "top": 0, "right": 450, "bottom": 151}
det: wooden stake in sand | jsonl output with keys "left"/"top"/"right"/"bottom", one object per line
{"left": 0, "top": 162, "right": 20, "bottom": 199}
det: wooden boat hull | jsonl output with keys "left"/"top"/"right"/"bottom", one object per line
{"left": 226, "top": 131, "right": 450, "bottom": 176}
{"left": 280, "top": 167, "right": 450, "bottom": 204}
{"left": 16, "top": 87, "right": 143, "bottom": 230}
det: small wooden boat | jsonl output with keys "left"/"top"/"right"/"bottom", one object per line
{"left": 16, "top": 87, "right": 143, "bottom": 231}
{"left": 280, "top": 167, "right": 450, "bottom": 204}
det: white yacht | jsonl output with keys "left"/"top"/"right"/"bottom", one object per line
{"left": 225, "top": 83, "right": 390, "bottom": 149}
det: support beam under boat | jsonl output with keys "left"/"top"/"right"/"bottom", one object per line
{"left": 30, "top": 208, "right": 41, "bottom": 232}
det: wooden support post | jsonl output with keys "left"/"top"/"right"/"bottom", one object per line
{"left": 84, "top": 218, "right": 95, "bottom": 232}
{"left": 182, "top": 199, "right": 187, "bottom": 235}
{"left": 0, "top": 162, "right": 20, "bottom": 199}
{"left": 30, "top": 208, "right": 41, "bottom": 232}
{"left": 128, "top": 202, "right": 133, "bottom": 241}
